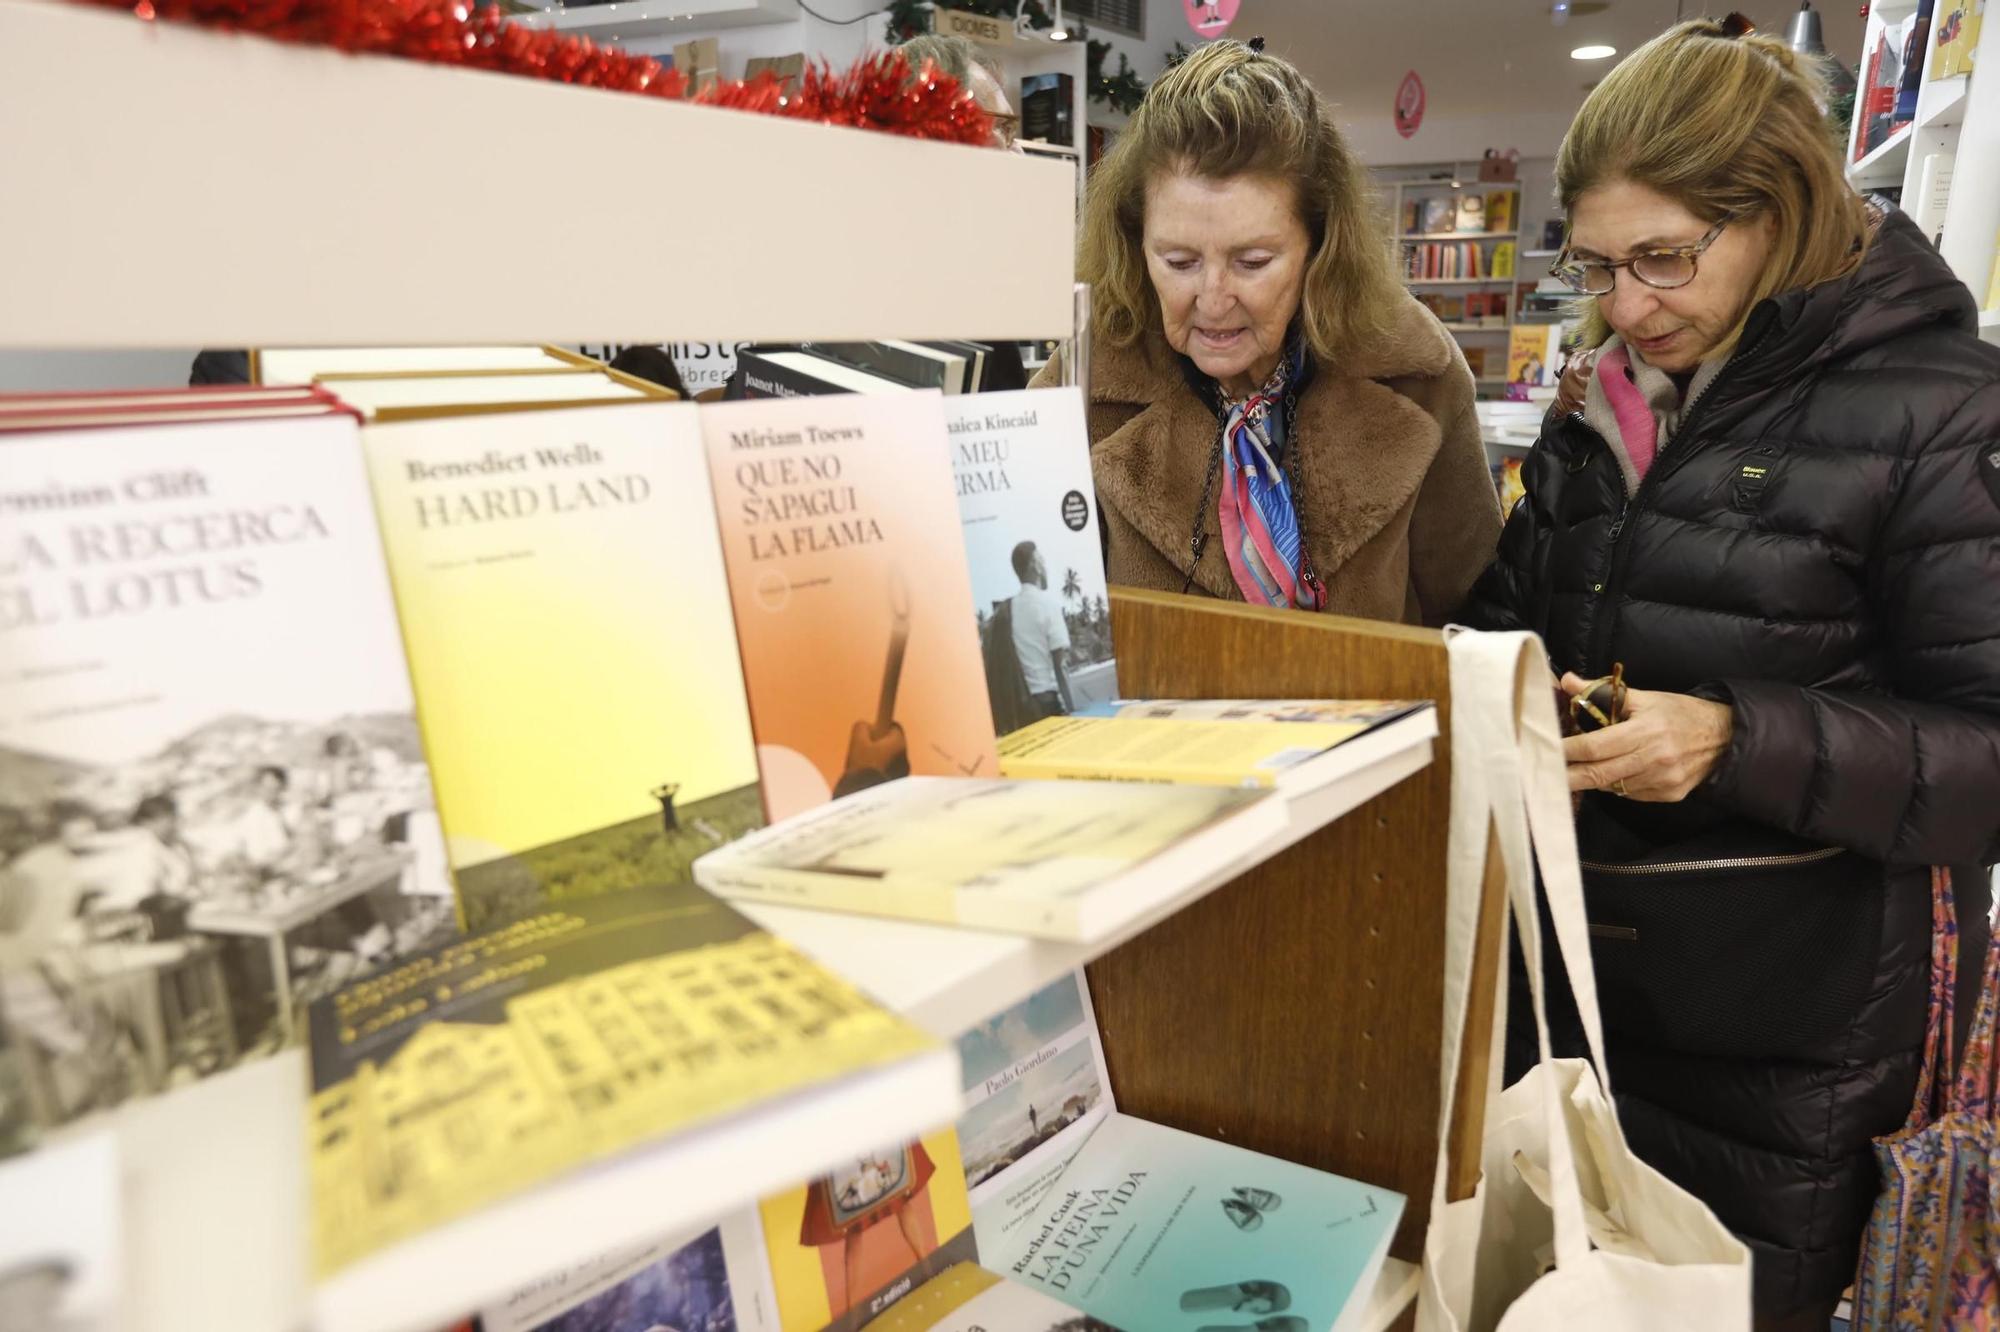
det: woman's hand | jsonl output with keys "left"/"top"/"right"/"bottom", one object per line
{"left": 1554, "top": 349, "right": 1596, "bottom": 416}
{"left": 1558, "top": 672, "right": 1733, "bottom": 801}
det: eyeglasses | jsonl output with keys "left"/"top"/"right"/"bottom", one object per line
{"left": 1551, "top": 218, "right": 1732, "bottom": 295}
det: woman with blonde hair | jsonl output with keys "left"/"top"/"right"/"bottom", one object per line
{"left": 1461, "top": 16, "right": 2000, "bottom": 1327}
{"left": 1033, "top": 39, "right": 1497, "bottom": 625}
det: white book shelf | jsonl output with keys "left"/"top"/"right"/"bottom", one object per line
{"left": 0, "top": 5, "right": 1436, "bottom": 1332}
{"left": 1846, "top": 0, "right": 2000, "bottom": 318}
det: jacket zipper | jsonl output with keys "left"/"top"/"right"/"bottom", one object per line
{"left": 1579, "top": 846, "right": 1845, "bottom": 876}
{"left": 1583, "top": 316, "right": 1780, "bottom": 677}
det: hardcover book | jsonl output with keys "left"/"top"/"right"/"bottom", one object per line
{"left": 692, "top": 776, "right": 1284, "bottom": 942}
{"left": 758, "top": 1128, "right": 977, "bottom": 1332}
{"left": 700, "top": 393, "right": 999, "bottom": 823}
{"left": 956, "top": 972, "right": 1115, "bottom": 1250}
{"left": 945, "top": 389, "right": 1116, "bottom": 737}
{"left": 360, "top": 400, "right": 762, "bottom": 933}
{"left": 737, "top": 350, "right": 917, "bottom": 399}
{"left": 992, "top": 1114, "right": 1404, "bottom": 1332}
{"left": 307, "top": 883, "right": 944, "bottom": 1278}
{"left": 867, "top": 1264, "right": 1122, "bottom": 1332}
{"left": 0, "top": 413, "right": 453, "bottom": 1128}
{"left": 810, "top": 342, "right": 970, "bottom": 395}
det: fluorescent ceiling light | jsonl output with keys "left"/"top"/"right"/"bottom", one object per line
{"left": 1570, "top": 44, "right": 1616, "bottom": 59}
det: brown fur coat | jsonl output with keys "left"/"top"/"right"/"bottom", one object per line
{"left": 1033, "top": 297, "right": 1501, "bottom": 626}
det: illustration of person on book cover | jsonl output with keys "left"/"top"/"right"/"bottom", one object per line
{"left": 760, "top": 1130, "right": 977, "bottom": 1332}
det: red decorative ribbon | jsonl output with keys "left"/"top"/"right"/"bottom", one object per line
{"left": 74, "top": 0, "right": 996, "bottom": 144}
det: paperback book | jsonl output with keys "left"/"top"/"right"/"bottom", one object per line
{"left": 944, "top": 389, "right": 1116, "bottom": 736}
{"left": 993, "top": 1114, "right": 1404, "bottom": 1332}
{"left": 867, "top": 1264, "right": 1121, "bottom": 1332}
{"left": 361, "top": 401, "right": 762, "bottom": 933}
{"left": 0, "top": 411, "right": 452, "bottom": 1127}
{"left": 481, "top": 1215, "right": 776, "bottom": 1332}
{"left": 307, "top": 882, "right": 944, "bottom": 1277}
{"left": 692, "top": 776, "right": 1284, "bottom": 942}
{"left": 758, "top": 1128, "right": 977, "bottom": 1332}
{"left": 956, "top": 972, "right": 1116, "bottom": 1250}
{"left": 700, "top": 393, "right": 999, "bottom": 822}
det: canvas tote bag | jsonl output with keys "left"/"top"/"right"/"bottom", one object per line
{"left": 1416, "top": 629, "right": 1752, "bottom": 1331}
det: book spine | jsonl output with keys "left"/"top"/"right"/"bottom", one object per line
{"left": 737, "top": 350, "right": 841, "bottom": 398}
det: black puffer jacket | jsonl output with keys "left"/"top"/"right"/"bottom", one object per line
{"left": 1462, "top": 210, "right": 2000, "bottom": 1315}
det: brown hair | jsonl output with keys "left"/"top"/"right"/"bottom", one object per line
{"left": 1078, "top": 39, "right": 1405, "bottom": 362}
{"left": 1556, "top": 18, "right": 1869, "bottom": 350}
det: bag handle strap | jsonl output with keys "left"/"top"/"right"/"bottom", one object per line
{"left": 1949, "top": 874, "right": 2000, "bottom": 1119}
{"left": 1906, "top": 867, "right": 1958, "bottom": 1126}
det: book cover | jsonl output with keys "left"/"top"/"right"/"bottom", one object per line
{"left": 866, "top": 1265, "right": 1122, "bottom": 1332}
{"left": 1419, "top": 197, "right": 1451, "bottom": 235}
{"left": 1934, "top": 0, "right": 1981, "bottom": 78}
{"left": 811, "top": 343, "right": 968, "bottom": 395}
{"left": 0, "top": 414, "right": 452, "bottom": 1129}
{"left": 993, "top": 1114, "right": 1404, "bottom": 1332}
{"left": 1484, "top": 190, "right": 1516, "bottom": 234}
{"left": 956, "top": 972, "right": 1115, "bottom": 1251}
{"left": 306, "top": 883, "right": 940, "bottom": 1277}
{"left": 1498, "top": 457, "right": 1527, "bottom": 515}
{"left": 1454, "top": 194, "right": 1485, "bottom": 234}
{"left": 1077, "top": 698, "right": 1425, "bottom": 726}
{"left": 1019, "top": 73, "right": 1075, "bottom": 147}
{"left": 700, "top": 394, "right": 999, "bottom": 823}
{"left": 320, "top": 371, "right": 656, "bottom": 421}
{"left": 1492, "top": 242, "right": 1517, "bottom": 278}
{"left": 945, "top": 389, "right": 1116, "bottom": 737}
{"left": 759, "top": 1128, "right": 977, "bottom": 1332}
{"left": 692, "top": 776, "right": 1280, "bottom": 941}
{"left": 481, "top": 1215, "right": 776, "bottom": 1332}
{"left": 997, "top": 716, "right": 1386, "bottom": 788}
{"left": 361, "top": 401, "right": 762, "bottom": 934}
{"left": 1507, "top": 325, "right": 1559, "bottom": 387}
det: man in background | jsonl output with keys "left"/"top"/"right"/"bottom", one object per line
{"left": 1009, "top": 541, "right": 1072, "bottom": 721}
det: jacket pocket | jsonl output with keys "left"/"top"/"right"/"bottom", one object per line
{"left": 1581, "top": 845, "right": 1884, "bottom": 1062}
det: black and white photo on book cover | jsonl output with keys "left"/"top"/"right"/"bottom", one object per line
{"left": 481, "top": 1214, "right": 776, "bottom": 1332}
{"left": 954, "top": 970, "right": 1114, "bottom": 1250}
{"left": 0, "top": 415, "right": 454, "bottom": 1129}
{"left": 945, "top": 390, "right": 1117, "bottom": 737}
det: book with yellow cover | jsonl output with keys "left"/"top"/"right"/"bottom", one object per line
{"left": 757, "top": 1128, "right": 975, "bottom": 1332}
{"left": 700, "top": 394, "right": 1000, "bottom": 823}
{"left": 307, "top": 883, "right": 950, "bottom": 1282}
{"left": 1000, "top": 700, "right": 1433, "bottom": 794}
{"left": 867, "top": 1264, "right": 1123, "bottom": 1331}
{"left": 692, "top": 777, "right": 1284, "bottom": 942}
{"left": 361, "top": 400, "right": 763, "bottom": 933}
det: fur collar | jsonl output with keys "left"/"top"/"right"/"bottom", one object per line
{"left": 1087, "top": 296, "right": 1464, "bottom": 601}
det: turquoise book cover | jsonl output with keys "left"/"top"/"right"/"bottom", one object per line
{"left": 995, "top": 1113, "right": 1402, "bottom": 1332}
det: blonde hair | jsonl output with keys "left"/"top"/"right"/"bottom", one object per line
{"left": 1078, "top": 40, "right": 1405, "bottom": 363}
{"left": 1556, "top": 18, "right": 1869, "bottom": 351}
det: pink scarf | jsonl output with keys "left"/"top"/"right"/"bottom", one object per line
{"left": 1595, "top": 346, "right": 1660, "bottom": 482}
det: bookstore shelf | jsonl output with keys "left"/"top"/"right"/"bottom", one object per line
{"left": 1849, "top": 121, "right": 1916, "bottom": 190}
{"left": 1410, "top": 277, "right": 1514, "bottom": 287}
{"left": 91, "top": 1042, "right": 963, "bottom": 1332}
{"left": 1922, "top": 73, "right": 1972, "bottom": 128}
{"left": 0, "top": 0, "right": 1075, "bottom": 348}
{"left": 1401, "top": 230, "right": 1518, "bottom": 241}
{"left": 513, "top": 0, "right": 798, "bottom": 38}
{"left": 743, "top": 714, "right": 1437, "bottom": 1039}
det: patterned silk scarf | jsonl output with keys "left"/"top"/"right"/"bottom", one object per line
{"left": 1216, "top": 339, "right": 1326, "bottom": 610}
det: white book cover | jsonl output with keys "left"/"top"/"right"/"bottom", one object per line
{"left": 957, "top": 971, "right": 1115, "bottom": 1252}
{"left": 481, "top": 1212, "right": 777, "bottom": 1332}
{"left": 0, "top": 414, "right": 452, "bottom": 1128}
{"left": 945, "top": 389, "right": 1117, "bottom": 736}
{"left": 0, "top": 1131, "right": 121, "bottom": 1331}
{"left": 693, "top": 776, "right": 1284, "bottom": 942}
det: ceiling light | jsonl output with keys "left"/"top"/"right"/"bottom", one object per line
{"left": 1048, "top": 26, "right": 1068, "bottom": 38}
{"left": 1570, "top": 44, "right": 1616, "bottom": 60}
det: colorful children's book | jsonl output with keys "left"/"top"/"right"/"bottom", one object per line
{"left": 700, "top": 393, "right": 1000, "bottom": 823}
{"left": 944, "top": 389, "right": 1116, "bottom": 737}
{"left": 992, "top": 1114, "right": 1404, "bottom": 1332}
{"left": 480, "top": 1215, "right": 777, "bottom": 1332}
{"left": 361, "top": 400, "right": 762, "bottom": 933}
{"left": 758, "top": 1128, "right": 977, "bottom": 1332}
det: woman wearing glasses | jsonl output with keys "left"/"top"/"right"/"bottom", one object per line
{"left": 1461, "top": 18, "right": 2000, "bottom": 1330}
{"left": 1034, "top": 39, "right": 1499, "bottom": 624}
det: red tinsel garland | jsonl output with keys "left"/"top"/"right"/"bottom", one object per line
{"left": 73, "top": 0, "right": 994, "bottom": 144}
